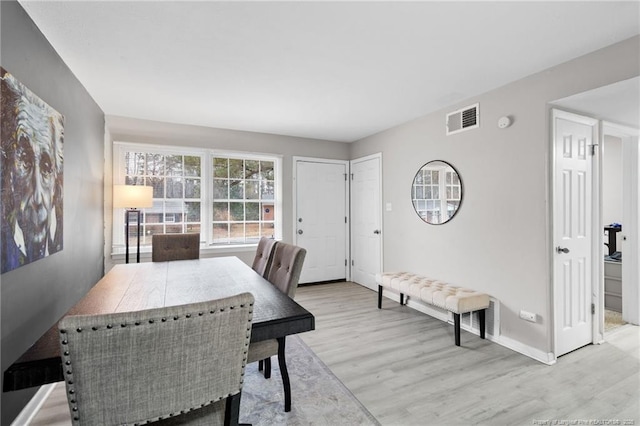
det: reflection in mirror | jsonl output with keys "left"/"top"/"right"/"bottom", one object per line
{"left": 411, "top": 160, "right": 462, "bottom": 224}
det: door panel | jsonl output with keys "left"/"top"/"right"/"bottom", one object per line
{"left": 295, "top": 160, "right": 347, "bottom": 284}
{"left": 351, "top": 155, "right": 382, "bottom": 290}
{"left": 553, "top": 110, "right": 596, "bottom": 357}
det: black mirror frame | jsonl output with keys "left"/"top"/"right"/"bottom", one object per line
{"left": 410, "top": 160, "right": 463, "bottom": 225}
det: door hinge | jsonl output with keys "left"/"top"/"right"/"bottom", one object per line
{"left": 591, "top": 303, "right": 595, "bottom": 315}
{"left": 351, "top": 173, "right": 354, "bottom": 180}
{"left": 344, "top": 173, "right": 347, "bottom": 181}
{"left": 351, "top": 260, "right": 354, "bottom": 266}
{"left": 345, "top": 216, "right": 347, "bottom": 224}
{"left": 345, "top": 259, "right": 347, "bottom": 266}
{"left": 590, "top": 144, "right": 598, "bottom": 156}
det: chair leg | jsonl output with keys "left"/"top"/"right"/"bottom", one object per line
{"left": 378, "top": 285, "right": 383, "bottom": 309}
{"left": 454, "top": 313, "right": 461, "bottom": 346}
{"left": 224, "top": 391, "right": 241, "bottom": 426}
{"left": 400, "top": 293, "right": 404, "bottom": 305}
{"left": 277, "top": 337, "right": 291, "bottom": 412}
{"left": 258, "top": 359, "right": 263, "bottom": 371}
{"left": 264, "top": 357, "right": 271, "bottom": 379}
{"left": 479, "top": 309, "right": 486, "bottom": 339}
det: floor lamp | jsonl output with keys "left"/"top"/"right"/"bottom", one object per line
{"left": 113, "top": 185, "right": 153, "bottom": 263}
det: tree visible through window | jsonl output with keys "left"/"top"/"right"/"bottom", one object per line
{"left": 212, "top": 156, "right": 275, "bottom": 244}
{"left": 124, "top": 152, "right": 201, "bottom": 244}
{"left": 114, "top": 143, "right": 281, "bottom": 251}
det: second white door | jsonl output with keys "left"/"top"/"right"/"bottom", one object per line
{"left": 350, "top": 154, "right": 382, "bottom": 291}
{"left": 294, "top": 159, "right": 348, "bottom": 284}
{"left": 553, "top": 109, "right": 597, "bottom": 357}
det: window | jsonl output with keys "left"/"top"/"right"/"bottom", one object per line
{"left": 122, "top": 151, "right": 202, "bottom": 243}
{"left": 444, "top": 169, "right": 461, "bottom": 217}
{"left": 113, "top": 143, "right": 281, "bottom": 252}
{"left": 212, "top": 156, "right": 276, "bottom": 244}
{"left": 412, "top": 168, "right": 440, "bottom": 223}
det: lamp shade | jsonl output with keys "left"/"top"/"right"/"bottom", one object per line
{"left": 113, "top": 185, "right": 153, "bottom": 209}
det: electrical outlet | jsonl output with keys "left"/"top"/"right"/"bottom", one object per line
{"left": 519, "top": 310, "right": 537, "bottom": 323}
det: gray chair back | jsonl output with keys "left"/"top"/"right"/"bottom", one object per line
{"left": 58, "top": 293, "right": 254, "bottom": 426}
{"left": 265, "top": 242, "right": 307, "bottom": 298}
{"left": 152, "top": 233, "right": 200, "bottom": 262}
{"left": 251, "top": 237, "right": 278, "bottom": 278}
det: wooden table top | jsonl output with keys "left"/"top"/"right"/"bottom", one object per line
{"left": 3, "top": 257, "right": 315, "bottom": 392}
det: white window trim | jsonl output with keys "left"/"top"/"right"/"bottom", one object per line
{"left": 112, "top": 142, "right": 283, "bottom": 258}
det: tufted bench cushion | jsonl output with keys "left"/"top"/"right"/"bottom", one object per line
{"left": 376, "top": 272, "right": 490, "bottom": 346}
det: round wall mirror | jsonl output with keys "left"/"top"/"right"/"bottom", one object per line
{"left": 411, "top": 160, "right": 463, "bottom": 225}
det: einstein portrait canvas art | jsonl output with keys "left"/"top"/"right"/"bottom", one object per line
{"left": 1, "top": 68, "right": 64, "bottom": 274}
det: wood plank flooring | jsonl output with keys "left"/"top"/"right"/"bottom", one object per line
{"left": 295, "top": 282, "right": 640, "bottom": 425}
{"left": 27, "top": 281, "right": 639, "bottom": 425}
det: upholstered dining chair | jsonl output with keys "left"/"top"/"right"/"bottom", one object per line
{"left": 246, "top": 242, "right": 306, "bottom": 412}
{"left": 58, "top": 293, "right": 254, "bottom": 426}
{"left": 152, "top": 233, "right": 200, "bottom": 262}
{"left": 251, "top": 237, "right": 278, "bottom": 277}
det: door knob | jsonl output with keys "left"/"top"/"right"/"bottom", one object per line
{"left": 373, "top": 230, "right": 381, "bottom": 235}
{"left": 556, "top": 246, "right": 570, "bottom": 254}
{"left": 298, "top": 229, "right": 303, "bottom": 235}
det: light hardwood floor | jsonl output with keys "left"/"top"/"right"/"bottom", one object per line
{"left": 295, "top": 282, "right": 639, "bottom": 425}
{"left": 28, "top": 281, "right": 639, "bottom": 425}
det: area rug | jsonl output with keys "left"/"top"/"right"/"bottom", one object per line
{"left": 605, "top": 309, "right": 627, "bottom": 332}
{"left": 240, "top": 335, "right": 379, "bottom": 425}
{"left": 30, "top": 335, "right": 379, "bottom": 426}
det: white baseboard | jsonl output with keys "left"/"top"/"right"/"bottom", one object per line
{"left": 11, "top": 383, "right": 56, "bottom": 426}
{"left": 494, "top": 334, "right": 556, "bottom": 365}
{"left": 381, "top": 290, "right": 556, "bottom": 365}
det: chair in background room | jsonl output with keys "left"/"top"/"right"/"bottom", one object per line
{"left": 152, "top": 233, "right": 200, "bottom": 262}
{"left": 247, "top": 242, "right": 306, "bottom": 412}
{"left": 251, "top": 237, "right": 278, "bottom": 277}
{"left": 58, "top": 293, "right": 254, "bottom": 426}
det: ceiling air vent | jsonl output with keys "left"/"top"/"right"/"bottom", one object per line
{"left": 446, "top": 103, "right": 479, "bottom": 135}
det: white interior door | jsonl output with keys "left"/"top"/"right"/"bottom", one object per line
{"left": 294, "top": 159, "right": 348, "bottom": 284}
{"left": 553, "top": 109, "right": 598, "bottom": 357}
{"left": 350, "top": 154, "right": 382, "bottom": 291}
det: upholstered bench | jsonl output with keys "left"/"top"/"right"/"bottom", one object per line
{"left": 376, "top": 272, "right": 490, "bottom": 346}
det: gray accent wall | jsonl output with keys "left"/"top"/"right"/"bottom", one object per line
{"left": 1, "top": 1, "right": 105, "bottom": 423}
{"left": 349, "top": 36, "right": 639, "bottom": 357}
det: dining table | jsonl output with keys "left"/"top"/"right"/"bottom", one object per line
{"left": 3, "top": 256, "right": 316, "bottom": 395}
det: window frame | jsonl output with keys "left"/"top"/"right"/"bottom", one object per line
{"left": 112, "top": 142, "right": 282, "bottom": 256}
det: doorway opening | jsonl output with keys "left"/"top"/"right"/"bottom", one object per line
{"left": 551, "top": 76, "right": 639, "bottom": 355}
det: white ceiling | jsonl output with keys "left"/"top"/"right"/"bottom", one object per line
{"left": 18, "top": 1, "right": 640, "bottom": 142}
{"left": 552, "top": 77, "right": 640, "bottom": 128}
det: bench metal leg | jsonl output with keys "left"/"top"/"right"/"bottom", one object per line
{"left": 378, "top": 285, "right": 383, "bottom": 309}
{"left": 400, "top": 293, "right": 404, "bottom": 305}
{"left": 454, "top": 313, "right": 461, "bottom": 346}
{"left": 479, "top": 309, "right": 486, "bottom": 339}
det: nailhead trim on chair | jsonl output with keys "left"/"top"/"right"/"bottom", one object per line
{"left": 59, "top": 302, "right": 253, "bottom": 424}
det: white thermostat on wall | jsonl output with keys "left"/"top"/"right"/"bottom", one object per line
{"left": 497, "top": 116, "right": 512, "bottom": 129}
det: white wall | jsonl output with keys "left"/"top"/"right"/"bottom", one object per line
{"left": 602, "top": 135, "right": 624, "bottom": 251}
{"left": 105, "top": 115, "right": 350, "bottom": 271}
{"left": 349, "top": 36, "right": 639, "bottom": 356}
